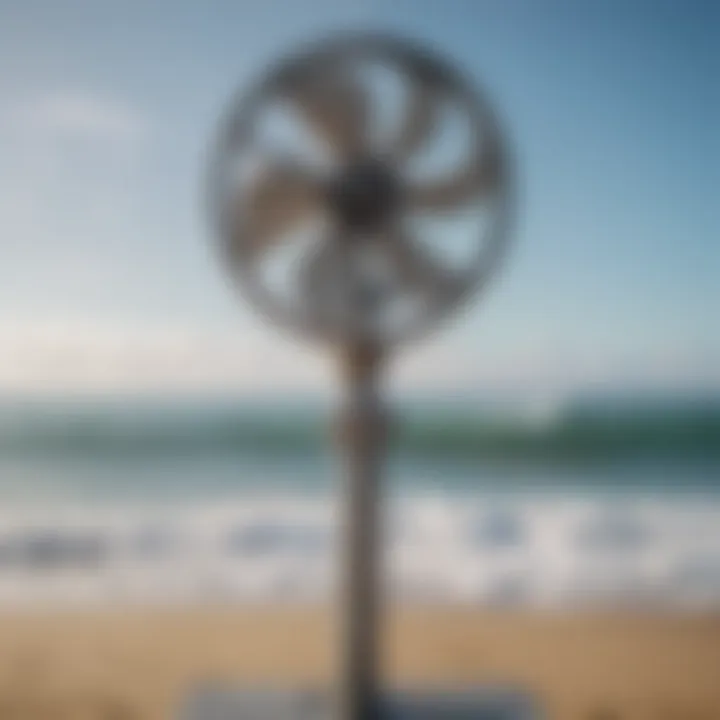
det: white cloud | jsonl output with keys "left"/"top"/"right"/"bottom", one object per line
{"left": 0, "top": 89, "right": 150, "bottom": 281}
{"left": 0, "top": 320, "right": 324, "bottom": 395}
{"left": 4, "top": 92, "right": 145, "bottom": 141}
{"left": 0, "top": 319, "right": 480, "bottom": 396}
{"left": 0, "top": 318, "right": 716, "bottom": 397}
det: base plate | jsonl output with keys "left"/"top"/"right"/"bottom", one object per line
{"left": 179, "top": 687, "right": 542, "bottom": 719}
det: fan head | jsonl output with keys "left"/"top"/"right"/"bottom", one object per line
{"left": 207, "top": 33, "right": 513, "bottom": 347}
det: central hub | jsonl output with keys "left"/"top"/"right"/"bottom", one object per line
{"left": 328, "top": 159, "right": 399, "bottom": 233}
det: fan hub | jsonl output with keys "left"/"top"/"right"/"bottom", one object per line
{"left": 328, "top": 159, "right": 399, "bottom": 233}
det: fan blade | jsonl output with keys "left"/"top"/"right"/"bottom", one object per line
{"left": 384, "top": 228, "right": 464, "bottom": 300}
{"left": 299, "top": 230, "right": 377, "bottom": 336}
{"left": 299, "top": 231, "right": 349, "bottom": 316}
{"left": 388, "top": 80, "right": 440, "bottom": 162}
{"left": 300, "top": 235, "right": 335, "bottom": 302}
{"left": 285, "top": 67, "right": 369, "bottom": 160}
{"left": 232, "top": 162, "right": 321, "bottom": 261}
{"left": 405, "top": 132, "right": 503, "bottom": 213}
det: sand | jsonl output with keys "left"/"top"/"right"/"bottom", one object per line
{"left": 0, "top": 608, "right": 718, "bottom": 719}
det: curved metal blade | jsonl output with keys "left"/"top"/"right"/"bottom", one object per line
{"left": 298, "top": 230, "right": 351, "bottom": 327}
{"left": 300, "top": 234, "right": 337, "bottom": 303}
{"left": 285, "top": 66, "right": 369, "bottom": 160}
{"left": 405, "top": 131, "right": 503, "bottom": 213}
{"left": 299, "top": 230, "right": 385, "bottom": 338}
{"left": 232, "top": 161, "right": 321, "bottom": 262}
{"left": 388, "top": 79, "right": 440, "bottom": 163}
{"left": 384, "top": 228, "right": 464, "bottom": 300}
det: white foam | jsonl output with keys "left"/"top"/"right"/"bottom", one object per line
{"left": 0, "top": 493, "right": 719, "bottom": 609}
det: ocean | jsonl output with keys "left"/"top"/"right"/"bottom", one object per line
{"left": 0, "top": 394, "right": 718, "bottom": 609}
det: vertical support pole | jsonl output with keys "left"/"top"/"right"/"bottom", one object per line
{"left": 336, "top": 342, "right": 386, "bottom": 720}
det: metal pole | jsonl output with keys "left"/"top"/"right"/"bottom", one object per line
{"left": 336, "top": 342, "right": 386, "bottom": 720}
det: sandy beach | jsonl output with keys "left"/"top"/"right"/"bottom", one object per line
{"left": 0, "top": 608, "right": 717, "bottom": 718}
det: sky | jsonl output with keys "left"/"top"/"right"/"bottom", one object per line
{"left": 0, "top": 0, "right": 717, "bottom": 398}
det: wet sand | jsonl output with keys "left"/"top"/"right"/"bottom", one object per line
{"left": 0, "top": 608, "right": 718, "bottom": 718}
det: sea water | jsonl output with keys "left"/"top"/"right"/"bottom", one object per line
{"left": 0, "top": 394, "right": 717, "bottom": 609}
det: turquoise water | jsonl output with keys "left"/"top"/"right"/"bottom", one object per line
{"left": 0, "top": 394, "right": 718, "bottom": 494}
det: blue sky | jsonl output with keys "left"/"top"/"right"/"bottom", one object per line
{"left": 0, "top": 0, "right": 717, "bottom": 397}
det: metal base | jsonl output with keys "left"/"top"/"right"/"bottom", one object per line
{"left": 179, "top": 686, "right": 542, "bottom": 719}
